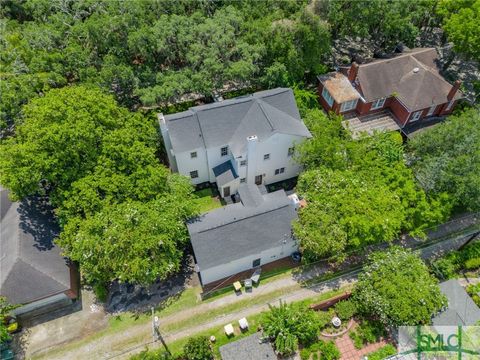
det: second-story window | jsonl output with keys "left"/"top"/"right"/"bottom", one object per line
{"left": 288, "top": 147, "right": 294, "bottom": 157}
{"left": 240, "top": 160, "right": 247, "bottom": 166}
{"left": 190, "top": 151, "right": 197, "bottom": 158}
{"left": 264, "top": 153, "right": 270, "bottom": 160}
{"left": 221, "top": 146, "right": 228, "bottom": 157}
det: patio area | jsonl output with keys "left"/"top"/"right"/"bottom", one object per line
{"left": 333, "top": 323, "right": 388, "bottom": 360}
{"left": 342, "top": 110, "right": 400, "bottom": 139}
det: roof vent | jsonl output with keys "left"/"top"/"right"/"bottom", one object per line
{"left": 413, "top": 67, "right": 420, "bottom": 73}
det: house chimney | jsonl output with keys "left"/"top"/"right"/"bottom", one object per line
{"left": 447, "top": 80, "right": 461, "bottom": 101}
{"left": 348, "top": 62, "right": 359, "bottom": 82}
{"left": 246, "top": 135, "right": 258, "bottom": 185}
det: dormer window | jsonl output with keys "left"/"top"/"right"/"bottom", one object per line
{"left": 221, "top": 146, "right": 228, "bottom": 157}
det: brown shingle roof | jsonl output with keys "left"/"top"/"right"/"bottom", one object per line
{"left": 318, "top": 72, "right": 361, "bottom": 103}
{"left": 356, "top": 48, "right": 462, "bottom": 111}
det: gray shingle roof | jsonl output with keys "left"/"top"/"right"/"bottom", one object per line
{"left": 0, "top": 188, "right": 71, "bottom": 305}
{"left": 213, "top": 160, "right": 238, "bottom": 187}
{"left": 432, "top": 279, "right": 480, "bottom": 326}
{"left": 164, "top": 88, "right": 311, "bottom": 154}
{"left": 219, "top": 332, "right": 276, "bottom": 360}
{"left": 356, "top": 48, "right": 462, "bottom": 111}
{"left": 188, "top": 187, "right": 297, "bottom": 271}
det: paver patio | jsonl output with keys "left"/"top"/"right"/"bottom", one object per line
{"left": 335, "top": 328, "right": 388, "bottom": 360}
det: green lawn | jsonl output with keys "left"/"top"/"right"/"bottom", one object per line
{"left": 192, "top": 188, "right": 224, "bottom": 213}
{"left": 136, "top": 287, "right": 351, "bottom": 358}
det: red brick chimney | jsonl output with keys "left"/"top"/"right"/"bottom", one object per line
{"left": 348, "top": 62, "right": 359, "bottom": 82}
{"left": 447, "top": 80, "right": 461, "bottom": 100}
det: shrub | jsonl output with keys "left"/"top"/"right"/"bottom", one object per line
{"left": 319, "top": 340, "right": 341, "bottom": 360}
{"left": 183, "top": 336, "right": 213, "bottom": 360}
{"left": 300, "top": 340, "right": 340, "bottom": 360}
{"left": 349, "top": 319, "right": 386, "bottom": 349}
{"left": 466, "top": 283, "right": 480, "bottom": 307}
{"left": 432, "top": 256, "right": 459, "bottom": 279}
{"left": 465, "top": 257, "right": 480, "bottom": 270}
{"left": 262, "top": 301, "right": 320, "bottom": 355}
{"left": 334, "top": 300, "right": 357, "bottom": 320}
{"left": 365, "top": 344, "right": 397, "bottom": 360}
{"left": 93, "top": 283, "right": 108, "bottom": 302}
{"left": 317, "top": 309, "right": 335, "bottom": 329}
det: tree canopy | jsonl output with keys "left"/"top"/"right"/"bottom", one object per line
{"left": 408, "top": 108, "right": 480, "bottom": 212}
{"left": 353, "top": 247, "right": 447, "bottom": 326}
{"left": 437, "top": 0, "right": 480, "bottom": 62}
{"left": 0, "top": 0, "right": 331, "bottom": 130}
{"left": 0, "top": 86, "right": 196, "bottom": 285}
{"left": 293, "top": 110, "right": 449, "bottom": 261}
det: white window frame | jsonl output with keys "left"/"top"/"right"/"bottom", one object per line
{"left": 321, "top": 87, "right": 334, "bottom": 107}
{"left": 288, "top": 147, "right": 294, "bottom": 157}
{"left": 240, "top": 178, "right": 246, "bottom": 183}
{"left": 340, "top": 99, "right": 358, "bottom": 112}
{"left": 190, "top": 151, "right": 197, "bottom": 159}
{"left": 240, "top": 160, "right": 247, "bottom": 167}
{"left": 410, "top": 110, "right": 422, "bottom": 122}
{"left": 371, "top": 97, "right": 386, "bottom": 110}
{"left": 426, "top": 105, "right": 436, "bottom": 117}
{"left": 264, "top": 153, "right": 270, "bottom": 160}
{"left": 446, "top": 100, "right": 454, "bottom": 111}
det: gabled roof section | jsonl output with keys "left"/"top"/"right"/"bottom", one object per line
{"left": 187, "top": 187, "right": 297, "bottom": 270}
{"left": 0, "top": 187, "right": 71, "bottom": 305}
{"left": 317, "top": 72, "right": 361, "bottom": 103}
{"left": 356, "top": 48, "right": 462, "bottom": 111}
{"left": 164, "top": 88, "right": 311, "bottom": 154}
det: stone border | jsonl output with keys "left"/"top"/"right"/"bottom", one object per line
{"left": 321, "top": 318, "right": 355, "bottom": 338}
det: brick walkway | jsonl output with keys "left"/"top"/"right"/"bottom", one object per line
{"left": 335, "top": 330, "right": 387, "bottom": 360}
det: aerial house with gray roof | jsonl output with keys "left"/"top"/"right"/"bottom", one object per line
{"left": 159, "top": 88, "right": 311, "bottom": 198}
{"left": 187, "top": 184, "right": 299, "bottom": 286}
{"left": 0, "top": 187, "right": 79, "bottom": 321}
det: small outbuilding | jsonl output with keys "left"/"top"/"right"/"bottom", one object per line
{"left": 188, "top": 184, "right": 298, "bottom": 286}
{"left": 219, "top": 332, "right": 276, "bottom": 360}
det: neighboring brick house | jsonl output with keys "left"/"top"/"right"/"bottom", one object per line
{"left": 317, "top": 48, "right": 462, "bottom": 128}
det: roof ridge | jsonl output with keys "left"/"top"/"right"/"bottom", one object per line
{"left": 192, "top": 110, "right": 207, "bottom": 149}
{"left": 196, "top": 203, "right": 291, "bottom": 234}
{"left": 15, "top": 257, "right": 70, "bottom": 288}
{"left": 257, "top": 100, "right": 275, "bottom": 131}
{"left": 358, "top": 48, "right": 435, "bottom": 68}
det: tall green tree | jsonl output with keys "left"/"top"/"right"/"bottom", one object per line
{"left": 324, "top": 0, "right": 439, "bottom": 50}
{"left": 353, "top": 247, "right": 447, "bottom": 326}
{"left": 293, "top": 109, "right": 448, "bottom": 261}
{"left": 408, "top": 108, "right": 480, "bottom": 212}
{"left": 437, "top": 0, "right": 480, "bottom": 62}
{"left": 0, "top": 86, "right": 196, "bottom": 285}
